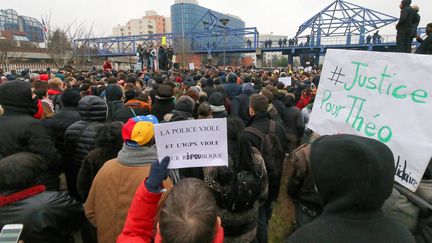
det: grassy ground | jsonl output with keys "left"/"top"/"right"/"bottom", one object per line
{"left": 268, "top": 157, "right": 296, "bottom": 243}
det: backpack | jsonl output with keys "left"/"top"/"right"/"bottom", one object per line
{"left": 245, "top": 120, "right": 285, "bottom": 202}
{"left": 224, "top": 169, "right": 262, "bottom": 213}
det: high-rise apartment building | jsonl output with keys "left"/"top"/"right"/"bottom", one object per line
{"left": 112, "top": 11, "right": 169, "bottom": 36}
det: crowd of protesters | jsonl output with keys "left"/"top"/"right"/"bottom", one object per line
{"left": 0, "top": 60, "right": 430, "bottom": 243}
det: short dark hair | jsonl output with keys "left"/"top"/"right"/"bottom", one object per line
{"left": 427, "top": 23, "right": 432, "bottom": 28}
{"left": 250, "top": 94, "right": 268, "bottom": 114}
{"left": 159, "top": 178, "right": 218, "bottom": 243}
{"left": 0, "top": 152, "right": 45, "bottom": 191}
{"left": 198, "top": 102, "right": 212, "bottom": 118}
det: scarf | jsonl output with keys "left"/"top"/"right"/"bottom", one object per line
{"left": 0, "top": 185, "right": 46, "bottom": 207}
{"left": 117, "top": 144, "right": 158, "bottom": 167}
{"left": 210, "top": 105, "right": 226, "bottom": 113}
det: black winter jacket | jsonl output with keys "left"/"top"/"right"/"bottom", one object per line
{"left": 43, "top": 107, "right": 81, "bottom": 157}
{"left": 231, "top": 94, "right": 251, "bottom": 124}
{"left": 397, "top": 5, "right": 416, "bottom": 34}
{"left": 64, "top": 96, "right": 106, "bottom": 199}
{"left": 107, "top": 100, "right": 124, "bottom": 122}
{"left": 287, "top": 135, "right": 415, "bottom": 243}
{"left": 0, "top": 187, "right": 84, "bottom": 243}
{"left": 0, "top": 82, "right": 62, "bottom": 190}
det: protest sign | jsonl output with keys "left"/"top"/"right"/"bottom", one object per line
{"left": 161, "top": 36, "right": 167, "bottom": 46}
{"left": 279, "top": 77, "right": 292, "bottom": 87}
{"left": 189, "top": 62, "right": 195, "bottom": 70}
{"left": 154, "top": 118, "right": 228, "bottom": 169}
{"left": 308, "top": 49, "right": 432, "bottom": 192}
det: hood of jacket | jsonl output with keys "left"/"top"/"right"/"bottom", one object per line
{"left": 117, "top": 144, "right": 158, "bottom": 166}
{"left": 78, "top": 95, "right": 107, "bottom": 122}
{"left": 310, "top": 134, "right": 394, "bottom": 216}
{"left": 0, "top": 81, "right": 38, "bottom": 116}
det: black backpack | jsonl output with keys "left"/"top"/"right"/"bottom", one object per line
{"left": 245, "top": 120, "right": 285, "bottom": 202}
{"left": 225, "top": 169, "right": 261, "bottom": 212}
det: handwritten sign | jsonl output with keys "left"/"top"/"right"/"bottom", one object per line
{"left": 279, "top": 77, "right": 292, "bottom": 87}
{"left": 189, "top": 62, "right": 195, "bottom": 70}
{"left": 154, "top": 118, "right": 228, "bottom": 169}
{"left": 308, "top": 49, "right": 432, "bottom": 192}
{"left": 161, "top": 36, "right": 167, "bottom": 46}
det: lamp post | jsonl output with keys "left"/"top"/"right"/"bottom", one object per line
{"left": 219, "top": 18, "right": 230, "bottom": 68}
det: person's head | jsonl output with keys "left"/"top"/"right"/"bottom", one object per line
{"left": 411, "top": 4, "right": 419, "bottom": 12}
{"left": 48, "top": 77, "right": 64, "bottom": 91}
{"left": 78, "top": 95, "right": 108, "bottom": 122}
{"left": 208, "top": 92, "right": 225, "bottom": 113}
{"left": 175, "top": 95, "right": 195, "bottom": 115}
{"left": 227, "top": 73, "right": 237, "bottom": 83}
{"left": 95, "top": 121, "right": 124, "bottom": 155}
{"left": 159, "top": 178, "right": 219, "bottom": 243}
{"left": 122, "top": 115, "right": 159, "bottom": 147}
{"left": 156, "top": 85, "right": 174, "bottom": 100}
{"left": 33, "top": 80, "right": 49, "bottom": 94}
{"left": 285, "top": 93, "right": 296, "bottom": 107}
{"left": 260, "top": 88, "right": 274, "bottom": 103}
{"left": 106, "top": 84, "right": 123, "bottom": 101}
{"left": 198, "top": 102, "right": 212, "bottom": 119}
{"left": 310, "top": 134, "right": 395, "bottom": 213}
{"left": 0, "top": 81, "right": 39, "bottom": 116}
{"left": 426, "top": 23, "right": 432, "bottom": 35}
{"left": 0, "top": 152, "right": 45, "bottom": 192}
{"left": 400, "top": 0, "right": 411, "bottom": 8}
{"left": 61, "top": 88, "right": 81, "bottom": 108}
{"left": 249, "top": 94, "right": 268, "bottom": 117}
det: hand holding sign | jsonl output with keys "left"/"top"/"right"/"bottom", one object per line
{"left": 154, "top": 118, "right": 228, "bottom": 169}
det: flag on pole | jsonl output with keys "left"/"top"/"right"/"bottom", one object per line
{"left": 41, "top": 17, "right": 48, "bottom": 33}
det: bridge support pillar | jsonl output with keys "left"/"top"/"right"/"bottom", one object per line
{"left": 256, "top": 48, "right": 263, "bottom": 68}
{"left": 288, "top": 55, "right": 294, "bottom": 65}
{"left": 315, "top": 52, "right": 320, "bottom": 65}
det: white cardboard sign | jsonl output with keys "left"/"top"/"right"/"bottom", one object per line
{"left": 154, "top": 118, "right": 228, "bottom": 169}
{"left": 189, "top": 62, "right": 195, "bottom": 70}
{"left": 308, "top": 49, "right": 432, "bottom": 192}
{"left": 279, "top": 77, "right": 292, "bottom": 87}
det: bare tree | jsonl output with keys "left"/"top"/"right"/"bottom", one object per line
{"left": 43, "top": 12, "right": 95, "bottom": 69}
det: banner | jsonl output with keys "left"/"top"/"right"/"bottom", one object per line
{"left": 308, "top": 49, "right": 432, "bottom": 191}
{"left": 154, "top": 118, "right": 228, "bottom": 169}
{"left": 279, "top": 77, "right": 292, "bottom": 87}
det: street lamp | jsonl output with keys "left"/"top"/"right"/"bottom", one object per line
{"left": 219, "top": 18, "right": 230, "bottom": 68}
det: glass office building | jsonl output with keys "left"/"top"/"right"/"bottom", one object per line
{"left": 0, "top": 9, "right": 44, "bottom": 42}
{"left": 171, "top": 1, "right": 245, "bottom": 34}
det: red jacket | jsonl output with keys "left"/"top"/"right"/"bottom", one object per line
{"left": 117, "top": 179, "right": 224, "bottom": 243}
{"left": 296, "top": 95, "right": 311, "bottom": 110}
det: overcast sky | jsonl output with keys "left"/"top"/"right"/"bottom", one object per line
{"left": 3, "top": 0, "right": 432, "bottom": 37}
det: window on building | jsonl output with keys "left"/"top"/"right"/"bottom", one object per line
{"left": 139, "top": 20, "right": 142, "bottom": 24}
{"left": 148, "top": 25, "right": 153, "bottom": 29}
{"left": 148, "top": 31, "right": 153, "bottom": 34}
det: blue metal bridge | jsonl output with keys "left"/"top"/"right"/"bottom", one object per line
{"left": 73, "top": 0, "right": 425, "bottom": 64}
